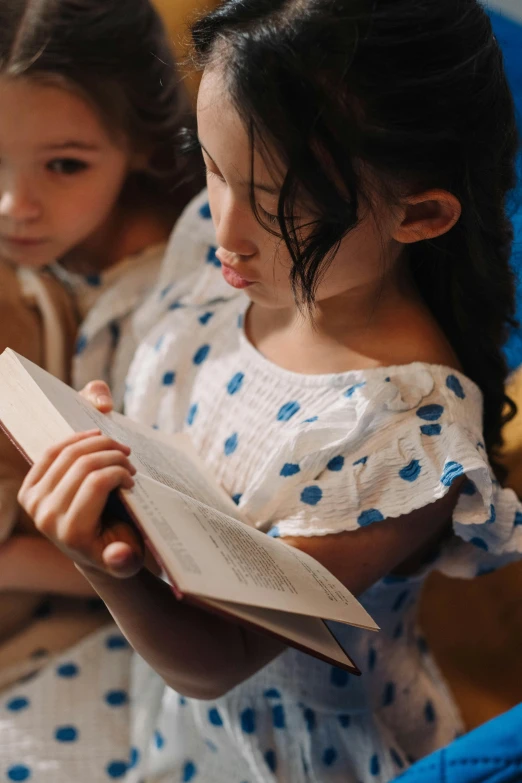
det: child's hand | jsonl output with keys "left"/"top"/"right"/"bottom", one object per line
{"left": 80, "top": 380, "right": 114, "bottom": 414}
{"left": 17, "top": 430, "right": 143, "bottom": 579}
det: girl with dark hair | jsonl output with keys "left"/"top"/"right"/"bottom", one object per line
{"left": 11, "top": 0, "right": 522, "bottom": 781}
{"left": 0, "top": 0, "right": 202, "bottom": 600}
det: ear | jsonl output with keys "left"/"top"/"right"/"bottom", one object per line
{"left": 393, "top": 189, "right": 461, "bottom": 244}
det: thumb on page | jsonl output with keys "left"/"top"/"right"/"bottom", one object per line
{"left": 81, "top": 380, "right": 114, "bottom": 413}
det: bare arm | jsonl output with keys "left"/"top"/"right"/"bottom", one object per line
{"left": 0, "top": 536, "right": 96, "bottom": 597}
{"left": 18, "top": 382, "right": 461, "bottom": 699}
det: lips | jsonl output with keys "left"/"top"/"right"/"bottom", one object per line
{"left": 3, "top": 236, "right": 47, "bottom": 246}
{"left": 221, "top": 263, "right": 255, "bottom": 289}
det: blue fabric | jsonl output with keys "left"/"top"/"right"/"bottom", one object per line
{"left": 394, "top": 704, "right": 522, "bottom": 783}
{"left": 490, "top": 10, "right": 522, "bottom": 370}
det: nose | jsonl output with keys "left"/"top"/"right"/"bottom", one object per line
{"left": 0, "top": 173, "right": 41, "bottom": 222}
{"left": 215, "top": 192, "right": 257, "bottom": 259}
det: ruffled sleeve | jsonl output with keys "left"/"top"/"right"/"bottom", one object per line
{"left": 244, "top": 366, "right": 522, "bottom": 569}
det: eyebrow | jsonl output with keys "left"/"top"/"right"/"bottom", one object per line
{"left": 199, "top": 140, "right": 280, "bottom": 196}
{"left": 40, "top": 141, "right": 101, "bottom": 152}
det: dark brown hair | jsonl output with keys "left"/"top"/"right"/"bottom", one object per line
{"left": 193, "top": 0, "right": 519, "bottom": 471}
{"left": 0, "top": 0, "right": 201, "bottom": 202}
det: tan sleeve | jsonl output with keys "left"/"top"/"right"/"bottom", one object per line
{"left": 0, "top": 264, "right": 45, "bottom": 540}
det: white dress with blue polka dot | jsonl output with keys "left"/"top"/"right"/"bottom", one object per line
{"left": 1, "top": 190, "right": 521, "bottom": 783}
{"left": 119, "top": 259, "right": 522, "bottom": 783}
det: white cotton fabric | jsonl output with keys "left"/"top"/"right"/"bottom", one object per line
{"left": 1, "top": 190, "right": 521, "bottom": 783}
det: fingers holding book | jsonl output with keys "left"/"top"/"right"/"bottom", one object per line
{"left": 17, "top": 430, "right": 143, "bottom": 578}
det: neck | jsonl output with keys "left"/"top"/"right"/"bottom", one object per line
{"left": 246, "top": 264, "right": 433, "bottom": 375}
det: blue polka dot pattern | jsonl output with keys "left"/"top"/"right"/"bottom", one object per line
{"left": 300, "top": 485, "right": 323, "bottom": 505}
{"left": 183, "top": 763, "right": 197, "bottom": 783}
{"left": 155, "top": 730, "right": 165, "bottom": 749}
{"left": 268, "top": 526, "right": 280, "bottom": 537}
{"left": 370, "top": 754, "right": 380, "bottom": 776}
{"left": 382, "top": 682, "right": 395, "bottom": 706}
{"left": 353, "top": 456, "right": 368, "bottom": 466}
{"left": 227, "top": 372, "right": 244, "bottom": 395}
{"left": 264, "top": 688, "right": 281, "bottom": 698}
{"left": 7, "top": 766, "right": 31, "bottom": 781}
{"left": 304, "top": 707, "right": 316, "bottom": 732}
{"left": 487, "top": 504, "right": 496, "bottom": 524}
{"left": 55, "top": 726, "right": 78, "bottom": 742}
{"left": 160, "top": 284, "right": 172, "bottom": 299}
{"left": 75, "top": 334, "right": 88, "bottom": 356}
{"left": 105, "top": 635, "right": 128, "bottom": 650}
{"left": 399, "top": 459, "right": 421, "bottom": 482}
{"left": 6, "top": 697, "right": 30, "bottom": 712}
{"left": 392, "top": 589, "right": 409, "bottom": 612}
{"left": 390, "top": 748, "right": 404, "bottom": 768}
{"left": 206, "top": 246, "right": 221, "bottom": 267}
{"left": 303, "top": 416, "right": 318, "bottom": 423}
{"left": 168, "top": 301, "right": 183, "bottom": 311}
{"left": 446, "top": 374, "right": 466, "bottom": 399}
{"left": 106, "top": 761, "right": 127, "bottom": 779}
{"left": 327, "top": 455, "right": 345, "bottom": 472}
{"left": 420, "top": 423, "right": 441, "bottom": 436}
{"left": 85, "top": 274, "right": 101, "bottom": 287}
{"left": 179, "top": 696, "right": 187, "bottom": 706}
{"left": 440, "top": 460, "right": 464, "bottom": 486}
{"left": 232, "top": 493, "right": 242, "bottom": 505}
{"left": 105, "top": 690, "right": 128, "bottom": 707}
{"left": 272, "top": 704, "right": 286, "bottom": 729}
{"left": 224, "top": 433, "right": 239, "bottom": 456}
{"left": 187, "top": 404, "right": 198, "bottom": 426}
{"left": 265, "top": 750, "right": 277, "bottom": 773}
{"left": 56, "top": 662, "right": 79, "bottom": 678}
{"left": 155, "top": 335, "right": 164, "bottom": 352}
{"left": 460, "top": 479, "right": 476, "bottom": 496}
{"left": 357, "top": 509, "right": 384, "bottom": 526}
{"left": 199, "top": 202, "right": 212, "bottom": 219}
{"left": 208, "top": 708, "right": 223, "bottom": 726}
{"left": 277, "top": 401, "right": 301, "bottom": 421}
{"left": 393, "top": 621, "right": 403, "bottom": 639}
{"left": 330, "top": 666, "right": 349, "bottom": 687}
{"left": 241, "top": 708, "right": 256, "bottom": 734}
{"left": 323, "top": 747, "right": 338, "bottom": 767}
{"left": 193, "top": 344, "right": 211, "bottom": 365}
{"left": 416, "top": 404, "right": 444, "bottom": 421}
{"left": 205, "top": 740, "right": 218, "bottom": 752}
{"left": 515, "top": 511, "right": 522, "bottom": 526}
{"left": 280, "top": 462, "right": 300, "bottom": 477}
{"left": 470, "top": 536, "right": 489, "bottom": 551}
{"left": 199, "top": 311, "right": 214, "bottom": 326}
{"left": 338, "top": 714, "right": 351, "bottom": 728}
{"left": 162, "top": 371, "right": 175, "bottom": 386}
{"left": 424, "top": 700, "right": 436, "bottom": 723}
{"left": 368, "top": 647, "right": 377, "bottom": 671}
{"left": 128, "top": 747, "right": 140, "bottom": 769}
{"left": 344, "top": 382, "right": 366, "bottom": 398}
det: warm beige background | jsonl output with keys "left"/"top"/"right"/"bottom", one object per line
{"left": 152, "top": 0, "right": 219, "bottom": 98}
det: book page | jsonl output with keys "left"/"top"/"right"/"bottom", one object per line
{"left": 125, "top": 474, "right": 378, "bottom": 630}
{"left": 204, "top": 598, "right": 358, "bottom": 671}
{"left": 8, "top": 352, "right": 240, "bottom": 519}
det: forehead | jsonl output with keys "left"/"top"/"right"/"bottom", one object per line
{"left": 197, "top": 67, "right": 283, "bottom": 186}
{"left": 0, "top": 77, "right": 112, "bottom": 147}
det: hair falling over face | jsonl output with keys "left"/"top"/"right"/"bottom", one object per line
{"left": 192, "top": 0, "right": 519, "bottom": 476}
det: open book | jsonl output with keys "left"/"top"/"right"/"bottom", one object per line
{"left": 0, "top": 349, "right": 379, "bottom": 674}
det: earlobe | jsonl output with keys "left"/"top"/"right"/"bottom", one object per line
{"left": 393, "top": 189, "right": 462, "bottom": 244}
